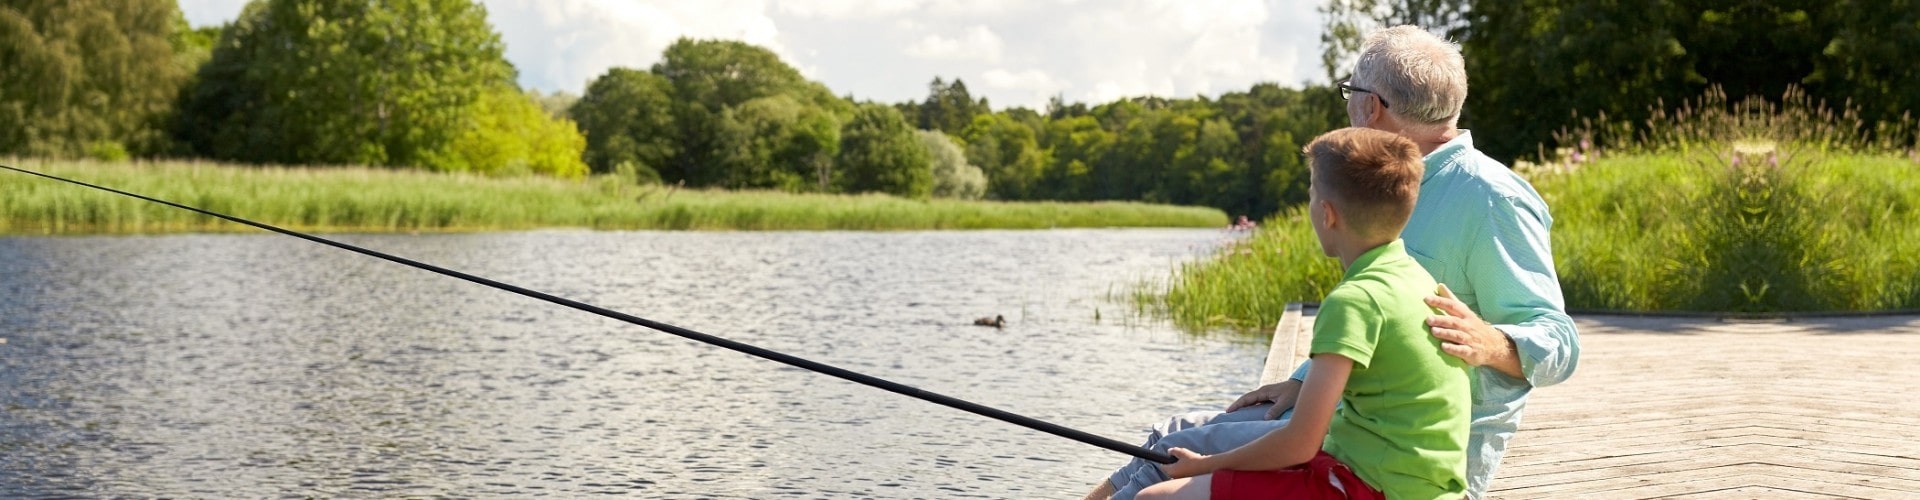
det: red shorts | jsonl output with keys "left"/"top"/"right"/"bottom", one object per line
{"left": 1210, "top": 451, "right": 1383, "bottom": 500}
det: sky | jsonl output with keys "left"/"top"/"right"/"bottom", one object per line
{"left": 178, "top": 0, "right": 1328, "bottom": 111}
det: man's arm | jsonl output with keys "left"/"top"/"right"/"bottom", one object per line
{"left": 1160, "top": 354, "right": 1352, "bottom": 478}
{"left": 1428, "top": 194, "right": 1580, "bottom": 387}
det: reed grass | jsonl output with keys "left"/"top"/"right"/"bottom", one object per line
{"left": 1143, "top": 213, "right": 1339, "bottom": 332}
{"left": 0, "top": 159, "right": 1227, "bottom": 234}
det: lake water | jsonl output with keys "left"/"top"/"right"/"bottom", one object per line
{"left": 0, "top": 229, "right": 1272, "bottom": 498}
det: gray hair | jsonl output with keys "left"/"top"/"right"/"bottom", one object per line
{"left": 1353, "top": 25, "right": 1468, "bottom": 127}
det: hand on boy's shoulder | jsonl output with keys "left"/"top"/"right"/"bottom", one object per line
{"left": 1425, "top": 283, "right": 1526, "bottom": 379}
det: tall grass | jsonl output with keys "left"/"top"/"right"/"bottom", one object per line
{"left": 1144, "top": 86, "right": 1920, "bottom": 331}
{"left": 1537, "top": 150, "right": 1920, "bottom": 312}
{"left": 0, "top": 159, "right": 1227, "bottom": 234}
{"left": 1142, "top": 212, "right": 1339, "bottom": 332}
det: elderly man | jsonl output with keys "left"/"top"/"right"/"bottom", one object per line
{"left": 1089, "top": 25, "right": 1580, "bottom": 499}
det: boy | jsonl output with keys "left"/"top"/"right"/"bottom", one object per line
{"left": 1137, "top": 128, "right": 1472, "bottom": 500}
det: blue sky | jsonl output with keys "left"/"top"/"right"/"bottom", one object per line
{"left": 179, "top": 0, "right": 1328, "bottom": 110}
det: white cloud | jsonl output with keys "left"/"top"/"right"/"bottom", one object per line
{"left": 776, "top": 0, "right": 921, "bottom": 20}
{"left": 904, "top": 26, "right": 1004, "bottom": 63}
{"left": 176, "top": 0, "right": 1330, "bottom": 109}
{"left": 488, "top": 0, "right": 787, "bottom": 91}
{"left": 982, "top": 69, "right": 1066, "bottom": 91}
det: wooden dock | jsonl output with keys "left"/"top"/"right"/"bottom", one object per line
{"left": 1261, "top": 306, "right": 1920, "bottom": 498}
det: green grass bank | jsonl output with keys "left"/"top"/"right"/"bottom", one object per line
{"left": 0, "top": 159, "right": 1227, "bottom": 234}
{"left": 1142, "top": 149, "right": 1920, "bottom": 331}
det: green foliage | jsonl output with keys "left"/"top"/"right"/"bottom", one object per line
{"left": 652, "top": 38, "right": 849, "bottom": 185}
{"left": 433, "top": 86, "right": 590, "bottom": 178}
{"left": 0, "top": 159, "right": 1226, "bottom": 233}
{"left": 836, "top": 104, "right": 933, "bottom": 198}
{"left": 1323, "top": 1, "right": 1920, "bottom": 162}
{"left": 918, "top": 130, "right": 986, "bottom": 199}
{"left": 174, "top": 0, "right": 521, "bottom": 169}
{"left": 1810, "top": 0, "right": 1920, "bottom": 130}
{"left": 528, "top": 89, "right": 579, "bottom": 119}
{"left": 960, "top": 111, "right": 1049, "bottom": 199}
{"left": 899, "top": 77, "right": 991, "bottom": 135}
{"left": 0, "top": 0, "right": 191, "bottom": 157}
{"left": 571, "top": 67, "right": 675, "bottom": 179}
{"left": 1536, "top": 89, "right": 1920, "bottom": 312}
{"left": 715, "top": 94, "right": 841, "bottom": 191}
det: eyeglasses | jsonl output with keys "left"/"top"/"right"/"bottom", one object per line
{"left": 1338, "top": 80, "right": 1390, "bottom": 109}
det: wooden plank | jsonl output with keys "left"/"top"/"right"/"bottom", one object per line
{"left": 1259, "top": 303, "right": 1312, "bottom": 386}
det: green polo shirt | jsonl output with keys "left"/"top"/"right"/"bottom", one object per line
{"left": 1314, "top": 239, "right": 1473, "bottom": 500}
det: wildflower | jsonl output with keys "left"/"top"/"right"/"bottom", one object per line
{"left": 1767, "top": 152, "right": 1778, "bottom": 168}
{"left": 1570, "top": 151, "right": 1585, "bottom": 164}
{"left": 1579, "top": 138, "right": 1592, "bottom": 152}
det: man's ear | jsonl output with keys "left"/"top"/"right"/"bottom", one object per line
{"left": 1368, "top": 96, "right": 1392, "bottom": 128}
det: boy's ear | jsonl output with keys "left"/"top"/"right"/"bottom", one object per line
{"left": 1318, "top": 199, "right": 1341, "bottom": 230}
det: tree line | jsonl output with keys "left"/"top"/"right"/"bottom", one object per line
{"left": 1321, "top": 0, "right": 1920, "bottom": 162}
{"left": 3, "top": 0, "right": 1915, "bottom": 218}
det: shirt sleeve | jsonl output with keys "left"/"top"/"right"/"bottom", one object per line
{"left": 1468, "top": 194, "right": 1581, "bottom": 388}
{"left": 1309, "top": 286, "right": 1381, "bottom": 371}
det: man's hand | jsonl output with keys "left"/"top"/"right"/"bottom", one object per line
{"left": 1158, "top": 447, "right": 1213, "bottom": 479}
{"left": 1425, "top": 283, "right": 1525, "bottom": 380}
{"left": 1225, "top": 379, "right": 1302, "bottom": 419}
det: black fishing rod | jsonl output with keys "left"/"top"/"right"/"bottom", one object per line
{"left": 0, "top": 164, "right": 1176, "bottom": 465}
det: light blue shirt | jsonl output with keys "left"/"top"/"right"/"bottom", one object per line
{"left": 1291, "top": 130, "right": 1581, "bottom": 498}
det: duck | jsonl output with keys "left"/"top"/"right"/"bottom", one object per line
{"left": 973, "top": 315, "right": 1006, "bottom": 329}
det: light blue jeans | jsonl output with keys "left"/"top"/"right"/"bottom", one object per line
{"left": 1106, "top": 404, "right": 1295, "bottom": 500}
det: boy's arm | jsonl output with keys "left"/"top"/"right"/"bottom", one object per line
{"left": 1161, "top": 353, "right": 1352, "bottom": 478}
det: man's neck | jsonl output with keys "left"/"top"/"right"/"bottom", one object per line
{"left": 1406, "top": 127, "right": 1460, "bottom": 156}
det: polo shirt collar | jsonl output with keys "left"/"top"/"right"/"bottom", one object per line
{"left": 1344, "top": 238, "right": 1409, "bottom": 280}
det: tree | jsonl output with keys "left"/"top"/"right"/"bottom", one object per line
{"left": 571, "top": 67, "right": 676, "bottom": 179}
{"left": 960, "top": 112, "right": 1047, "bottom": 199}
{"left": 433, "top": 86, "right": 589, "bottom": 177}
{"left": 174, "top": 0, "right": 529, "bottom": 169}
{"left": 1462, "top": 0, "right": 1699, "bottom": 161}
{"left": 836, "top": 104, "right": 931, "bottom": 198}
{"left": 652, "top": 38, "right": 848, "bottom": 185}
{"left": 1811, "top": 0, "right": 1920, "bottom": 132}
{"left": 0, "top": 0, "right": 192, "bottom": 158}
{"left": 917, "top": 130, "right": 986, "bottom": 199}
{"left": 1318, "top": 0, "right": 1471, "bottom": 81}
{"left": 714, "top": 94, "right": 841, "bottom": 191}
{"left": 527, "top": 89, "right": 579, "bottom": 119}
{"left": 918, "top": 77, "right": 990, "bottom": 135}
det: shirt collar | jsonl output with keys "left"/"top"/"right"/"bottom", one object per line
{"left": 1344, "top": 238, "right": 1409, "bottom": 280}
{"left": 1422, "top": 129, "right": 1474, "bottom": 184}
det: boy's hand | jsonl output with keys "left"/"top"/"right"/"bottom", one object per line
{"left": 1159, "top": 447, "right": 1213, "bottom": 479}
{"left": 1426, "top": 283, "right": 1525, "bottom": 380}
{"left": 1225, "top": 379, "right": 1302, "bottom": 419}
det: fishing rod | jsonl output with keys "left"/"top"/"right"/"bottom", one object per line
{"left": 0, "top": 164, "right": 1177, "bottom": 465}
